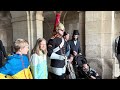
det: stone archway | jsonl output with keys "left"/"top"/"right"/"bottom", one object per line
{"left": 10, "top": 11, "right": 44, "bottom": 56}
{"left": 10, "top": 11, "right": 29, "bottom": 53}
{"left": 43, "top": 11, "right": 85, "bottom": 55}
{"left": 10, "top": 11, "right": 28, "bottom": 41}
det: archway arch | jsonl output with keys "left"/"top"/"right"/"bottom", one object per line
{"left": 10, "top": 11, "right": 28, "bottom": 41}
{"left": 10, "top": 11, "right": 44, "bottom": 56}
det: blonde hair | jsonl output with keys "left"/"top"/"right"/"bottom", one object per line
{"left": 13, "top": 38, "right": 29, "bottom": 52}
{"left": 31, "top": 38, "right": 47, "bottom": 55}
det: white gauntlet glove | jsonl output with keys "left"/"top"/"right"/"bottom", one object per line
{"left": 50, "top": 53, "right": 66, "bottom": 60}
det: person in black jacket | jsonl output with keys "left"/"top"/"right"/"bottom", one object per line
{"left": 115, "top": 36, "right": 120, "bottom": 65}
{"left": 63, "top": 32, "right": 76, "bottom": 79}
{"left": 72, "top": 54, "right": 87, "bottom": 79}
{"left": 80, "top": 63, "right": 101, "bottom": 79}
{"left": 47, "top": 23, "right": 67, "bottom": 79}
{"left": 115, "top": 35, "right": 120, "bottom": 78}
{"left": 69, "top": 30, "right": 87, "bottom": 79}
{"left": 0, "top": 40, "right": 7, "bottom": 67}
{"left": 69, "top": 30, "right": 82, "bottom": 56}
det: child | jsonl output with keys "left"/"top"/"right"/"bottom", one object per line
{"left": 30, "top": 38, "right": 48, "bottom": 79}
{"left": 0, "top": 38, "right": 33, "bottom": 79}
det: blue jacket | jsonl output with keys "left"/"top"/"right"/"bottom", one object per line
{"left": 0, "top": 54, "right": 33, "bottom": 79}
{"left": 30, "top": 52, "right": 48, "bottom": 79}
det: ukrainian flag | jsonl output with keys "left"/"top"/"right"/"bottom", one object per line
{"left": 0, "top": 54, "right": 33, "bottom": 79}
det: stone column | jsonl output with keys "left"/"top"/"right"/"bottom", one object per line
{"left": 78, "top": 11, "right": 85, "bottom": 56}
{"left": 85, "top": 11, "right": 115, "bottom": 79}
{"left": 11, "top": 11, "right": 44, "bottom": 57}
{"left": 29, "top": 11, "right": 44, "bottom": 51}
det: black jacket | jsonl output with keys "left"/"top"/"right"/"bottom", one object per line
{"left": 68, "top": 39, "right": 81, "bottom": 55}
{"left": 47, "top": 37, "right": 66, "bottom": 68}
{"left": 73, "top": 55, "right": 87, "bottom": 67}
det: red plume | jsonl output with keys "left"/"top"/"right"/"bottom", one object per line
{"left": 53, "top": 13, "right": 61, "bottom": 32}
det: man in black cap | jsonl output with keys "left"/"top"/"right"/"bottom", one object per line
{"left": 69, "top": 30, "right": 81, "bottom": 56}
{"left": 69, "top": 30, "right": 87, "bottom": 78}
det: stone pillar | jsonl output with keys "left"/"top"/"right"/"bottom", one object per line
{"left": 85, "top": 11, "right": 115, "bottom": 79}
{"left": 11, "top": 11, "right": 44, "bottom": 57}
{"left": 78, "top": 11, "right": 85, "bottom": 56}
{"left": 29, "top": 11, "right": 44, "bottom": 52}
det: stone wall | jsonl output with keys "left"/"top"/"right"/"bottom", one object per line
{"left": 85, "top": 11, "right": 114, "bottom": 79}
{"left": 112, "top": 11, "right": 120, "bottom": 78}
{"left": 0, "top": 11, "right": 13, "bottom": 54}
